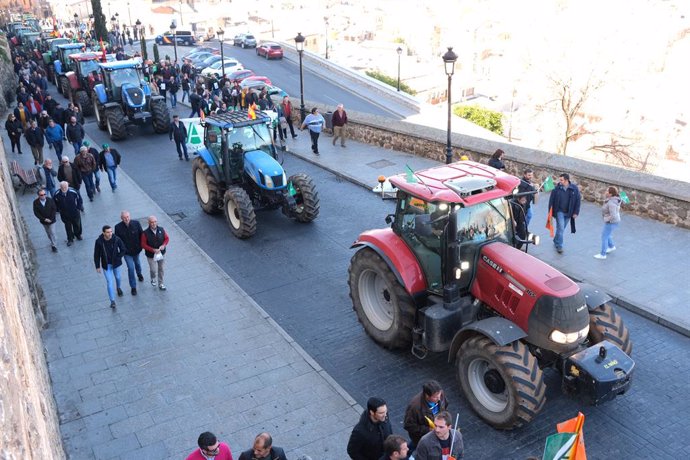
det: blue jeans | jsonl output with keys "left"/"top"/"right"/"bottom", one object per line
{"left": 182, "top": 90, "right": 189, "bottom": 102}
{"left": 169, "top": 92, "right": 177, "bottom": 107}
{"left": 93, "top": 169, "right": 101, "bottom": 189}
{"left": 554, "top": 211, "right": 568, "bottom": 249}
{"left": 82, "top": 171, "right": 95, "bottom": 198}
{"left": 50, "top": 140, "right": 63, "bottom": 161}
{"left": 123, "top": 254, "right": 142, "bottom": 288}
{"left": 600, "top": 223, "right": 618, "bottom": 256}
{"left": 103, "top": 264, "right": 122, "bottom": 301}
{"left": 105, "top": 166, "right": 117, "bottom": 190}
{"left": 175, "top": 140, "right": 188, "bottom": 159}
{"left": 72, "top": 140, "right": 82, "bottom": 154}
{"left": 526, "top": 207, "right": 533, "bottom": 229}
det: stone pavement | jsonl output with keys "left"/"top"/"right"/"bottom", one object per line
{"left": 8, "top": 136, "right": 360, "bottom": 459}
{"left": 281, "top": 128, "right": 690, "bottom": 337}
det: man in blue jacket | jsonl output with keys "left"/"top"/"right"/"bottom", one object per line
{"left": 93, "top": 225, "right": 127, "bottom": 309}
{"left": 44, "top": 118, "right": 64, "bottom": 162}
{"left": 547, "top": 173, "right": 581, "bottom": 254}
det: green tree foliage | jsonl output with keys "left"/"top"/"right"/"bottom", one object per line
{"left": 453, "top": 105, "right": 504, "bottom": 135}
{"left": 365, "top": 70, "right": 417, "bottom": 95}
{"left": 91, "top": 0, "right": 108, "bottom": 42}
{"left": 153, "top": 43, "right": 159, "bottom": 63}
{"left": 140, "top": 35, "right": 148, "bottom": 61}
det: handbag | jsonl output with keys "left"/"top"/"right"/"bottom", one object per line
{"left": 153, "top": 251, "right": 164, "bottom": 262}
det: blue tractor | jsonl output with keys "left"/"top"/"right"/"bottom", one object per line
{"left": 92, "top": 59, "right": 170, "bottom": 140}
{"left": 192, "top": 110, "right": 320, "bottom": 238}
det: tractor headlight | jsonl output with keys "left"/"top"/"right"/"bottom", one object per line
{"left": 550, "top": 325, "right": 590, "bottom": 344}
{"left": 264, "top": 173, "right": 274, "bottom": 188}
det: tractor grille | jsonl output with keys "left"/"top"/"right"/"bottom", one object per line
{"left": 271, "top": 174, "right": 284, "bottom": 187}
{"left": 124, "top": 87, "right": 144, "bottom": 105}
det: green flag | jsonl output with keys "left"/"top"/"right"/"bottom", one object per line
{"left": 542, "top": 176, "right": 555, "bottom": 192}
{"left": 619, "top": 190, "right": 630, "bottom": 204}
{"left": 287, "top": 182, "right": 297, "bottom": 196}
{"left": 543, "top": 432, "right": 577, "bottom": 460}
{"left": 405, "top": 165, "right": 418, "bottom": 183}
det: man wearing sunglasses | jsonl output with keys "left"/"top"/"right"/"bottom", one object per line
{"left": 238, "top": 432, "right": 287, "bottom": 460}
{"left": 186, "top": 432, "right": 234, "bottom": 460}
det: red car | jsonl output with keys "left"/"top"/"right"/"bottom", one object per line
{"left": 243, "top": 75, "right": 272, "bottom": 85}
{"left": 226, "top": 69, "right": 255, "bottom": 82}
{"left": 256, "top": 43, "right": 284, "bottom": 60}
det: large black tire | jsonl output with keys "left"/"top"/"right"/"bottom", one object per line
{"left": 93, "top": 93, "right": 106, "bottom": 130}
{"left": 105, "top": 107, "right": 127, "bottom": 140}
{"left": 288, "top": 173, "right": 319, "bottom": 223}
{"left": 348, "top": 248, "right": 416, "bottom": 349}
{"left": 59, "top": 76, "right": 70, "bottom": 99}
{"left": 150, "top": 98, "right": 170, "bottom": 133}
{"left": 223, "top": 186, "right": 256, "bottom": 239}
{"left": 588, "top": 303, "right": 633, "bottom": 355}
{"left": 192, "top": 157, "right": 222, "bottom": 214}
{"left": 76, "top": 90, "right": 93, "bottom": 116}
{"left": 54, "top": 72, "right": 62, "bottom": 93}
{"left": 456, "top": 336, "right": 546, "bottom": 429}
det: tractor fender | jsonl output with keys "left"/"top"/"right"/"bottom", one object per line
{"left": 94, "top": 84, "right": 107, "bottom": 104}
{"left": 66, "top": 71, "right": 79, "bottom": 90}
{"left": 141, "top": 83, "right": 152, "bottom": 97}
{"left": 103, "top": 102, "right": 121, "bottom": 110}
{"left": 149, "top": 94, "right": 164, "bottom": 102}
{"left": 351, "top": 228, "right": 427, "bottom": 296}
{"left": 447, "top": 317, "right": 527, "bottom": 363}
{"left": 577, "top": 283, "right": 612, "bottom": 311}
{"left": 243, "top": 150, "right": 286, "bottom": 190}
{"left": 196, "top": 147, "right": 222, "bottom": 182}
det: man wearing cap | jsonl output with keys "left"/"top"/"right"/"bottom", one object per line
{"left": 98, "top": 143, "right": 122, "bottom": 191}
{"left": 83, "top": 141, "right": 102, "bottom": 193}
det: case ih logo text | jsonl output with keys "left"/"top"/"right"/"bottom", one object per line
{"left": 482, "top": 255, "right": 504, "bottom": 273}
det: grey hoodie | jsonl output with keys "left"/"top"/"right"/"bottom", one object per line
{"left": 602, "top": 196, "right": 622, "bottom": 223}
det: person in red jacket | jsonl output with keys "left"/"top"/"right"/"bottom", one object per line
{"left": 140, "top": 215, "right": 169, "bottom": 291}
{"left": 186, "top": 432, "right": 233, "bottom": 460}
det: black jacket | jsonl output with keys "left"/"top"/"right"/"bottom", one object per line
{"left": 5, "top": 119, "right": 22, "bottom": 139}
{"left": 25, "top": 125, "right": 45, "bottom": 147}
{"left": 142, "top": 226, "right": 168, "bottom": 258}
{"left": 53, "top": 188, "right": 83, "bottom": 220}
{"left": 347, "top": 410, "right": 393, "bottom": 460}
{"left": 114, "top": 219, "right": 144, "bottom": 256}
{"left": 488, "top": 157, "right": 505, "bottom": 170}
{"left": 98, "top": 149, "right": 122, "bottom": 170}
{"left": 33, "top": 197, "right": 57, "bottom": 224}
{"left": 65, "top": 122, "right": 85, "bottom": 143}
{"left": 93, "top": 234, "right": 127, "bottom": 269}
{"left": 169, "top": 120, "right": 188, "bottom": 142}
{"left": 238, "top": 447, "right": 287, "bottom": 460}
{"left": 58, "top": 162, "right": 83, "bottom": 190}
{"left": 403, "top": 391, "right": 449, "bottom": 446}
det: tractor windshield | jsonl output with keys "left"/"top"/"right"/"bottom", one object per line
{"left": 79, "top": 59, "right": 99, "bottom": 75}
{"left": 109, "top": 67, "right": 140, "bottom": 89}
{"left": 456, "top": 198, "right": 512, "bottom": 244}
{"left": 226, "top": 123, "right": 272, "bottom": 153}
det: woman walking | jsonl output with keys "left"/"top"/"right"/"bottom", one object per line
{"left": 594, "top": 186, "right": 622, "bottom": 260}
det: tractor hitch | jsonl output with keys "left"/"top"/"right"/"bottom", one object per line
{"left": 562, "top": 340, "right": 634, "bottom": 405}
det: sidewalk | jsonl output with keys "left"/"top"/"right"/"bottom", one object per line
{"left": 9, "top": 142, "right": 360, "bottom": 459}
{"left": 281, "top": 128, "right": 690, "bottom": 337}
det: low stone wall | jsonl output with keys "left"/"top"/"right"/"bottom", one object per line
{"left": 296, "top": 105, "right": 690, "bottom": 229}
{"left": 0, "top": 113, "right": 65, "bottom": 459}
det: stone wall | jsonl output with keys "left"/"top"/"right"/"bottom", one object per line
{"left": 300, "top": 105, "right": 690, "bottom": 229}
{"left": 0, "top": 39, "right": 65, "bottom": 458}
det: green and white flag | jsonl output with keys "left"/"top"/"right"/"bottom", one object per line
{"left": 542, "top": 176, "right": 555, "bottom": 192}
{"left": 543, "top": 432, "right": 578, "bottom": 460}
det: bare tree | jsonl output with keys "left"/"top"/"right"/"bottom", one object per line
{"left": 590, "top": 135, "right": 659, "bottom": 173}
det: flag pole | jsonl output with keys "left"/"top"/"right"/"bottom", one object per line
{"left": 449, "top": 413, "right": 460, "bottom": 455}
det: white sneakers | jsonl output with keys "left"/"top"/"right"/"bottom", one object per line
{"left": 594, "top": 254, "right": 606, "bottom": 259}
{"left": 606, "top": 246, "right": 616, "bottom": 253}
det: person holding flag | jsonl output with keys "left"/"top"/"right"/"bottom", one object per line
{"left": 413, "top": 411, "right": 464, "bottom": 460}
{"left": 547, "top": 173, "right": 581, "bottom": 254}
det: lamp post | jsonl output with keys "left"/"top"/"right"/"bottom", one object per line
{"left": 179, "top": 0, "right": 184, "bottom": 26}
{"left": 170, "top": 21, "right": 178, "bottom": 64}
{"left": 442, "top": 46, "right": 458, "bottom": 165}
{"left": 134, "top": 18, "right": 140, "bottom": 41}
{"left": 73, "top": 13, "right": 78, "bottom": 29}
{"left": 217, "top": 28, "right": 225, "bottom": 79}
{"left": 126, "top": 2, "right": 132, "bottom": 29}
{"left": 396, "top": 46, "right": 402, "bottom": 92}
{"left": 324, "top": 17, "right": 329, "bottom": 60}
{"left": 295, "top": 32, "right": 306, "bottom": 122}
{"left": 111, "top": 15, "right": 116, "bottom": 32}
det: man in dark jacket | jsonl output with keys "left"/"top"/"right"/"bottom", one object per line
{"left": 53, "top": 181, "right": 83, "bottom": 246}
{"left": 547, "top": 173, "right": 581, "bottom": 254}
{"left": 74, "top": 146, "right": 97, "bottom": 201}
{"left": 169, "top": 114, "right": 189, "bottom": 161}
{"left": 32, "top": 188, "right": 58, "bottom": 252}
{"left": 238, "top": 433, "right": 287, "bottom": 460}
{"left": 65, "top": 115, "right": 85, "bottom": 154}
{"left": 414, "top": 411, "right": 464, "bottom": 460}
{"left": 24, "top": 119, "right": 45, "bottom": 165}
{"left": 93, "top": 225, "right": 127, "bottom": 309}
{"left": 98, "top": 143, "right": 121, "bottom": 191}
{"left": 57, "top": 155, "right": 82, "bottom": 191}
{"left": 403, "top": 380, "right": 449, "bottom": 448}
{"left": 347, "top": 397, "right": 392, "bottom": 460}
{"left": 517, "top": 168, "right": 538, "bottom": 228}
{"left": 114, "top": 210, "right": 145, "bottom": 295}
{"left": 83, "top": 140, "right": 101, "bottom": 192}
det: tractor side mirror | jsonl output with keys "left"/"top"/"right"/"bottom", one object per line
{"left": 385, "top": 214, "right": 394, "bottom": 225}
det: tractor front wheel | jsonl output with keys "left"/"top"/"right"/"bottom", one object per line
{"left": 288, "top": 173, "right": 320, "bottom": 223}
{"left": 105, "top": 107, "right": 127, "bottom": 140}
{"left": 192, "top": 157, "right": 222, "bottom": 214}
{"left": 348, "top": 248, "right": 415, "bottom": 349}
{"left": 76, "top": 90, "right": 93, "bottom": 116}
{"left": 150, "top": 98, "right": 170, "bottom": 133}
{"left": 588, "top": 303, "right": 633, "bottom": 355}
{"left": 456, "top": 336, "right": 546, "bottom": 429}
{"left": 223, "top": 186, "right": 256, "bottom": 239}
{"left": 59, "top": 76, "right": 71, "bottom": 99}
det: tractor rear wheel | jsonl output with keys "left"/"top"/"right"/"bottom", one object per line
{"left": 588, "top": 303, "right": 633, "bottom": 355}
{"left": 288, "top": 173, "right": 320, "bottom": 223}
{"left": 192, "top": 157, "right": 222, "bottom": 214}
{"left": 76, "top": 90, "right": 93, "bottom": 116}
{"left": 93, "top": 93, "right": 106, "bottom": 130}
{"left": 456, "top": 336, "right": 546, "bottom": 429}
{"left": 223, "top": 186, "right": 256, "bottom": 239}
{"left": 150, "top": 98, "right": 170, "bottom": 133}
{"left": 349, "top": 248, "right": 415, "bottom": 349}
{"left": 54, "top": 72, "right": 62, "bottom": 93}
{"left": 59, "top": 76, "right": 71, "bottom": 99}
{"left": 105, "top": 107, "right": 127, "bottom": 140}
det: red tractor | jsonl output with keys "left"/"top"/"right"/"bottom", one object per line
{"left": 349, "top": 161, "right": 634, "bottom": 429}
{"left": 61, "top": 52, "right": 105, "bottom": 116}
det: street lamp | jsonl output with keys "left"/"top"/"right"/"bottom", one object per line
{"left": 170, "top": 21, "right": 178, "bottom": 64}
{"left": 73, "top": 13, "right": 78, "bottom": 29}
{"left": 324, "top": 17, "right": 329, "bottom": 60}
{"left": 442, "top": 46, "right": 458, "bottom": 165}
{"left": 217, "top": 29, "right": 225, "bottom": 79}
{"left": 126, "top": 2, "right": 132, "bottom": 29}
{"left": 135, "top": 18, "right": 140, "bottom": 41}
{"left": 295, "top": 32, "right": 306, "bottom": 122}
{"left": 179, "top": 0, "right": 184, "bottom": 26}
{"left": 396, "top": 46, "right": 402, "bottom": 92}
{"left": 111, "top": 15, "right": 116, "bottom": 33}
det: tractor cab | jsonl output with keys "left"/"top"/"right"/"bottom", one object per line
{"left": 68, "top": 52, "right": 103, "bottom": 90}
{"left": 97, "top": 60, "right": 148, "bottom": 106}
{"left": 43, "top": 38, "right": 70, "bottom": 65}
{"left": 54, "top": 43, "right": 85, "bottom": 74}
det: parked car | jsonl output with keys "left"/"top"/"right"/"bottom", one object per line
{"left": 256, "top": 43, "right": 283, "bottom": 60}
{"left": 185, "top": 46, "right": 219, "bottom": 57}
{"left": 187, "top": 52, "right": 215, "bottom": 67}
{"left": 195, "top": 54, "right": 224, "bottom": 71}
{"left": 200, "top": 58, "right": 244, "bottom": 77}
{"left": 243, "top": 75, "right": 272, "bottom": 85}
{"left": 226, "top": 69, "right": 255, "bottom": 82}
{"left": 233, "top": 33, "right": 256, "bottom": 48}
{"left": 155, "top": 30, "right": 196, "bottom": 46}
{"left": 240, "top": 79, "right": 288, "bottom": 99}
